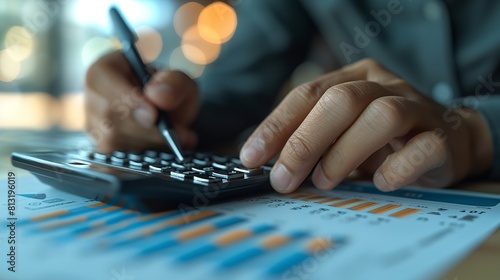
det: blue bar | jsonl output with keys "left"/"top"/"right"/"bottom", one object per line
{"left": 219, "top": 248, "right": 264, "bottom": 268}
{"left": 101, "top": 212, "right": 181, "bottom": 237}
{"left": 218, "top": 231, "right": 308, "bottom": 269}
{"left": 68, "top": 212, "right": 139, "bottom": 235}
{"left": 267, "top": 252, "right": 309, "bottom": 275}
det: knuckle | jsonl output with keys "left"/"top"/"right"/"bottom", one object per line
{"left": 259, "top": 115, "right": 286, "bottom": 144}
{"left": 290, "top": 81, "right": 325, "bottom": 104}
{"left": 359, "top": 58, "right": 380, "bottom": 68}
{"left": 284, "top": 131, "right": 316, "bottom": 163}
{"left": 366, "top": 96, "right": 406, "bottom": 129}
{"left": 320, "top": 82, "right": 366, "bottom": 114}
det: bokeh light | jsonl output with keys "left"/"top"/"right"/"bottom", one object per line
{"left": 59, "top": 92, "right": 86, "bottom": 131}
{"left": 198, "top": 2, "right": 237, "bottom": 44}
{"left": 181, "top": 25, "right": 221, "bottom": 65}
{"left": 81, "top": 37, "right": 117, "bottom": 67}
{"left": 4, "top": 26, "right": 34, "bottom": 61}
{"left": 174, "top": 2, "right": 205, "bottom": 37}
{"left": 169, "top": 47, "right": 205, "bottom": 79}
{"left": 0, "top": 93, "right": 53, "bottom": 129}
{"left": 0, "top": 50, "right": 21, "bottom": 82}
{"left": 135, "top": 25, "right": 163, "bottom": 63}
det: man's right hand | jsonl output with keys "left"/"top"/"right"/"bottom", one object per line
{"left": 85, "top": 51, "right": 199, "bottom": 152}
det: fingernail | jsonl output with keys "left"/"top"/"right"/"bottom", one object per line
{"left": 241, "top": 137, "right": 265, "bottom": 165}
{"left": 133, "top": 107, "right": 155, "bottom": 128}
{"left": 312, "top": 165, "right": 333, "bottom": 189}
{"left": 373, "top": 172, "right": 391, "bottom": 191}
{"left": 270, "top": 164, "right": 294, "bottom": 193}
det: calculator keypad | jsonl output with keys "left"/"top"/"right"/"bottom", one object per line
{"left": 80, "top": 150, "right": 268, "bottom": 186}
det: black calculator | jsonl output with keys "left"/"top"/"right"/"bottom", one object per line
{"left": 11, "top": 150, "right": 272, "bottom": 208}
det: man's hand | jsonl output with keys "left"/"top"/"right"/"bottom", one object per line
{"left": 240, "top": 59, "right": 493, "bottom": 193}
{"left": 85, "top": 51, "right": 199, "bottom": 152}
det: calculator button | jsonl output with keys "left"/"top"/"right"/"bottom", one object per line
{"left": 93, "top": 152, "right": 109, "bottom": 162}
{"left": 160, "top": 152, "right": 175, "bottom": 161}
{"left": 171, "top": 162, "right": 187, "bottom": 170}
{"left": 191, "top": 166, "right": 214, "bottom": 174}
{"left": 170, "top": 170, "right": 198, "bottom": 180}
{"left": 143, "top": 156, "right": 158, "bottom": 164}
{"left": 78, "top": 150, "right": 93, "bottom": 159}
{"left": 233, "top": 166, "right": 263, "bottom": 176}
{"left": 193, "top": 174, "right": 222, "bottom": 184}
{"left": 212, "top": 162, "right": 234, "bottom": 170}
{"left": 128, "top": 153, "right": 143, "bottom": 161}
{"left": 159, "top": 160, "right": 171, "bottom": 166}
{"left": 112, "top": 151, "right": 127, "bottom": 159}
{"left": 110, "top": 156, "right": 127, "bottom": 166}
{"left": 144, "top": 150, "right": 158, "bottom": 158}
{"left": 149, "top": 163, "right": 163, "bottom": 173}
{"left": 211, "top": 170, "right": 243, "bottom": 180}
{"left": 192, "top": 157, "right": 211, "bottom": 166}
{"left": 211, "top": 155, "right": 230, "bottom": 164}
{"left": 129, "top": 160, "right": 147, "bottom": 170}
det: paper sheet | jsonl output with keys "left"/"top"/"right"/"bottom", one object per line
{"left": 1, "top": 175, "right": 499, "bottom": 280}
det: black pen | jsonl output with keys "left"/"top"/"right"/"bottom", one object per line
{"left": 109, "top": 6, "right": 185, "bottom": 162}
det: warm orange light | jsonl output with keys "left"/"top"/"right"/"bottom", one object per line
{"left": 59, "top": 92, "right": 86, "bottom": 131}
{"left": 0, "top": 50, "right": 21, "bottom": 82}
{"left": 181, "top": 25, "right": 220, "bottom": 65}
{"left": 135, "top": 25, "right": 163, "bottom": 63}
{"left": 198, "top": 2, "right": 237, "bottom": 44}
{"left": 169, "top": 47, "right": 205, "bottom": 79}
{"left": 174, "top": 2, "right": 205, "bottom": 37}
{"left": 0, "top": 93, "right": 53, "bottom": 129}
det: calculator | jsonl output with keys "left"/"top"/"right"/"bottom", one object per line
{"left": 11, "top": 150, "right": 272, "bottom": 207}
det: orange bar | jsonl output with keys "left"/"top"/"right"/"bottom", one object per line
{"left": 349, "top": 202, "right": 378, "bottom": 211}
{"left": 40, "top": 216, "right": 87, "bottom": 231}
{"left": 369, "top": 204, "right": 400, "bottom": 214}
{"left": 141, "top": 211, "right": 219, "bottom": 236}
{"left": 261, "top": 235, "right": 290, "bottom": 249}
{"left": 177, "top": 225, "right": 216, "bottom": 241}
{"left": 330, "top": 199, "right": 364, "bottom": 208}
{"left": 138, "top": 210, "right": 175, "bottom": 221}
{"left": 307, "top": 238, "right": 333, "bottom": 253}
{"left": 216, "top": 229, "right": 252, "bottom": 246}
{"left": 87, "top": 202, "right": 106, "bottom": 208}
{"left": 316, "top": 197, "right": 344, "bottom": 204}
{"left": 31, "top": 210, "right": 69, "bottom": 221}
{"left": 99, "top": 206, "right": 121, "bottom": 212}
{"left": 389, "top": 208, "right": 420, "bottom": 218}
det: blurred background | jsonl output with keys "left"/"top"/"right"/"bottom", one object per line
{"left": 0, "top": 0, "right": 241, "bottom": 131}
{"left": 0, "top": 0, "right": 329, "bottom": 160}
{"left": 0, "top": 0, "right": 245, "bottom": 157}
